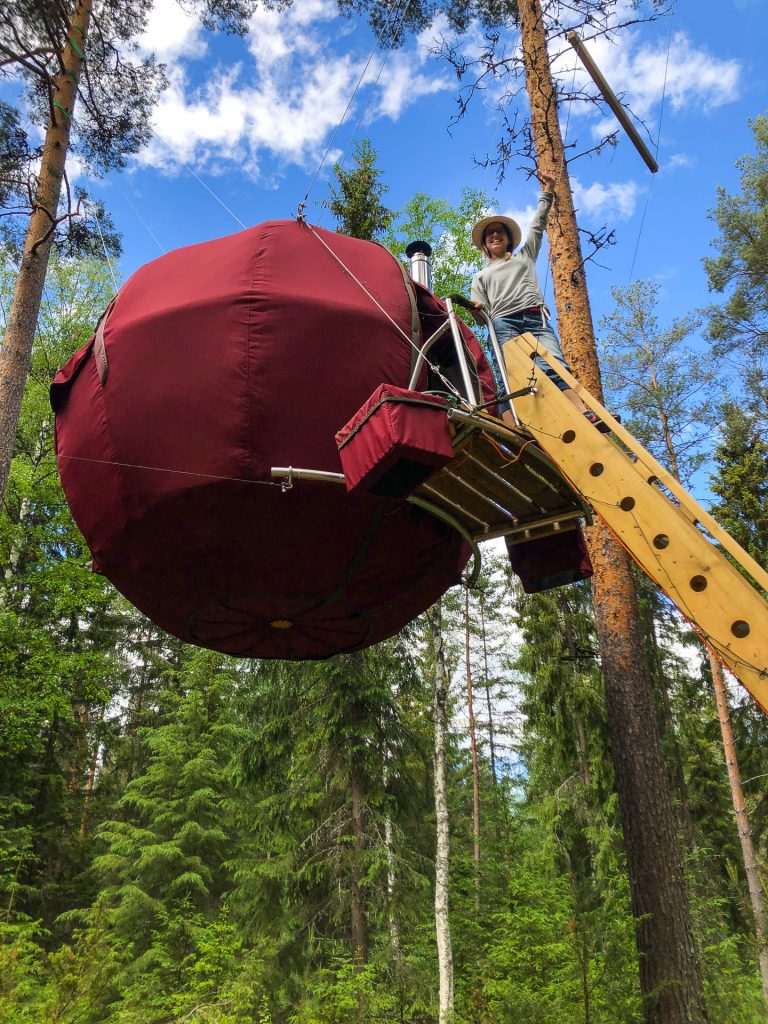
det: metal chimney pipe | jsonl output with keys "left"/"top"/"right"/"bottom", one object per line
{"left": 405, "top": 240, "right": 433, "bottom": 292}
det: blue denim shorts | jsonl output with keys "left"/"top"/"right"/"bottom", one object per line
{"left": 491, "top": 312, "right": 572, "bottom": 392}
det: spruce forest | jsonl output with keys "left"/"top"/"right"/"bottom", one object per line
{"left": 2, "top": 1, "right": 768, "bottom": 1023}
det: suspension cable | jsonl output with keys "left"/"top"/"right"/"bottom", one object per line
{"left": 627, "top": 4, "right": 675, "bottom": 283}
{"left": 296, "top": 0, "right": 408, "bottom": 221}
{"left": 299, "top": 220, "right": 470, "bottom": 406}
{"left": 315, "top": 0, "right": 414, "bottom": 228}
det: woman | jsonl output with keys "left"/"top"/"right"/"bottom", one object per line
{"left": 470, "top": 177, "right": 608, "bottom": 430}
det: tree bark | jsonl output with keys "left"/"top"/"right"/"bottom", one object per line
{"left": 0, "top": 0, "right": 93, "bottom": 508}
{"left": 465, "top": 589, "right": 481, "bottom": 881}
{"left": 350, "top": 757, "right": 368, "bottom": 965}
{"left": 479, "top": 593, "right": 498, "bottom": 785}
{"left": 711, "top": 658, "right": 768, "bottom": 1009}
{"left": 518, "top": 2, "right": 707, "bottom": 1019}
{"left": 431, "top": 601, "right": 454, "bottom": 1024}
{"left": 630, "top": 292, "right": 768, "bottom": 1005}
{"left": 347, "top": 672, "right": 368, "bottom": 966}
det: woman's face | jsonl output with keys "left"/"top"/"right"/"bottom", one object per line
{"left": 483, "top": 223, "right": 511, "bottom": 260}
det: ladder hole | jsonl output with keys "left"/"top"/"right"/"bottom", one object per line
{"left": 731, "top": 620, "right": 750, "bottom": 639}
{"left": 690, "top": 575, "right": 707, "bottom": 592}
{"left": 589, "top": 463, "right": 604, "bottom": 477}
{"left": 562, "top": 429, "right": 576, "bottom": 444}
{"left": 620, "top": 496, "right": 635, "bottom": 511}
{"left": 648, "top": 475, "right": 658, "bottom": 485}
{"left": 653, "top": 534, "right": 670, "bottom": 549}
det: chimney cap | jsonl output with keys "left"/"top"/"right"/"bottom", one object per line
{"left": 405, "top": 240, "right": 432, "bottom": 258}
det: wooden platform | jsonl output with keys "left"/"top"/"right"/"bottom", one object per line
{"left": 413, "top": 414, "right": 591, "bottom": 544}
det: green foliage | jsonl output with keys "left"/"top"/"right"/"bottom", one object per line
{"left": 289, "top": 957, "right": 397, "bottom": 1023}
{"left": 481, "top": 828, "right": 640, "bottom": 1024}
{"left": 1, "top": 213, "right": 766, "bottom": 1021}
{"left": 710, "top": 404, "right": 768, "bottom": 568}
{"left": 704, "top": 114, "right": 768, "bottom": 383}
{"left": 327, "top": 139, "right": 394, "bottom": 241}
{"left": 385, "top": 187, "right": 490, "bottom": 301}
{"left": 598, "top": 279, "right": 720, "bottom": 487}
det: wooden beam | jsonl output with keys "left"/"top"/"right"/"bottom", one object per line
{"left": 568, "top": 31, "right": 659, "bottom": 174}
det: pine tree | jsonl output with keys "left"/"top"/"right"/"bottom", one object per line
{"left": 327, "top": 139, "right": 394, "bottom": 241}
{"left": 704, "top": 114, "right": 768, "bottom": 391}
{"left": 601, "top": 278, "right": 768, "bottom": 1009}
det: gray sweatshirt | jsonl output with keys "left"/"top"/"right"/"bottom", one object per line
{"left": 470, "top": 192, "right": 553, "bottom": 319}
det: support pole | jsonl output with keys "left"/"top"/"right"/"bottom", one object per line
{"left": 568, "top": 32, "right": 659, "bottom": 174}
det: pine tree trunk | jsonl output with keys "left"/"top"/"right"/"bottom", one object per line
{"left": 517, "top": 2, "right": 706, "bottom": 1019}
{"left": 637, "top": 315, "right": 767, "bottom": 1003}
{"left": 465, "top": 589, "right": 481, "bottom": 880}
{"left": 431, "top": 601, "right": 454, "bottom": 1024}
{"left": 0, "top": 0, "right": 93, "bottom": 507}
{"left": 711, "top": 657, "right": 768, "bottom": 1008}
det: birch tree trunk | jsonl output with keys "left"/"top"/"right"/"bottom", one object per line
{"left": 465, "top": 589, "right": 481, "bottom": 880}
{"left": 479, "top": 593, "right": 498, "bottom": 784}
{"left": 517, "top": 2, "right": 707, "bottom": 1019}
{"left": 431, "top": 600, "right": 454, "bottom": 1024}
{"left": 0, "top": 0, "right": 93, "bottom": 508}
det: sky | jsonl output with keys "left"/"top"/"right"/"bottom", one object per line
{"left": 5, "top": 0, "right": 767, "bottom": 410}
{"left": 49, "top": 0, "right": 762, "bottom": 341}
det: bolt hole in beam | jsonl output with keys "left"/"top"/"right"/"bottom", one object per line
{"left": 589, "top": 463, "right": 604, "bottom": 477}
{"left": 732, "top": 620, "right": 751, "bottom": 639}
{"left": 562, "top": 429, "right": 576, "bottom": 444}
{"left": 653, "top": 534, "right": 670, "bottom": 550}
{"left": 620, "top": 496, "right": 635, "bottom": 511}
{"left": 690, "top": 575, "right": 708, "bottom": 592}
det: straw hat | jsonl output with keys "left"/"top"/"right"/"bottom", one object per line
{"left": 471, "top": 214, "right": 521, "bottom": 252}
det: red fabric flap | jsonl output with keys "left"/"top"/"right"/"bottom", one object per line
{"left": 50, "top": 336, "right": 95, "bottom": 411}
{"left": 336, "top": 383, "right": 453, "bottom": 496}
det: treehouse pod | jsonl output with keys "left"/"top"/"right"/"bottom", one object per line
{"left": 52, "top": 220, "right": 496, "bottom": 659}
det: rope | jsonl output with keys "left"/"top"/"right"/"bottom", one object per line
{"left": 150, "top": 130, "right": 248, "bottom": 229}
{"left": 117, "top": 184, "right": 166, "bottom": 254}
{"left": 299, "top": 221, "right": 469, "bottom": 406}
{"left": 627, "top": 5, "right": 674, "bottom": 283}
{"left": 317, "top": 0, "right": 414, "bottom": 228}
{"left": 89, "top": 204, "right": 119, "bottom": 291}
{"left": 297, "top": 0, "right": 407, "bottom": 219}
{"left": 58, "top": 453, "right": 283, "bottom": 488}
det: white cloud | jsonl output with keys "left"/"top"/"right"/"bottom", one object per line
{"left": 667, "top": 152, "right": 694, "bottom": 170}
{"left": 501, "top": 201, "right": 539, "bottom": 237}
{"left": 134, "top": 0, "right": 450, "bottom": 179}
{"left": 137, "top": 0, "right": 207, "bottom": 62}
{"left": 571, "top": 177, "right": 640, "bottom": 221}
{"left": 372, "top": 52, "right": 451, "bottom": 120}
{"left": 557, "top": 28, "right": 741, "bottom": 137}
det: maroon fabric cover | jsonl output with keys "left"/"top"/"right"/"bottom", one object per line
{"left": 410, "top": 283, "right": 498, "bottom": 414}
{"left": 336, "top": 383, "right": 452, "bottom": 496}
{"left": 506, "top": 528, "right": 594, "bottom": 594}
{"left": 52, "top": 220, "right": 497, "bottom": 659}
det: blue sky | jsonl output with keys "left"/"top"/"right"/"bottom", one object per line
{"left": 19, "top": 0, "right": 768, "bottom": 350}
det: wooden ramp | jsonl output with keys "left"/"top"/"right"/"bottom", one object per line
{"left": 412, "top": 413, "right": 591, "bottom": 544}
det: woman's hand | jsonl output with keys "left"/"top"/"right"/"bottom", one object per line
{"left": 471, "top": 301, "right": 486, "bottom": 325}
{"left": 540, "top": 173, "right": 556, "bottom": 193}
